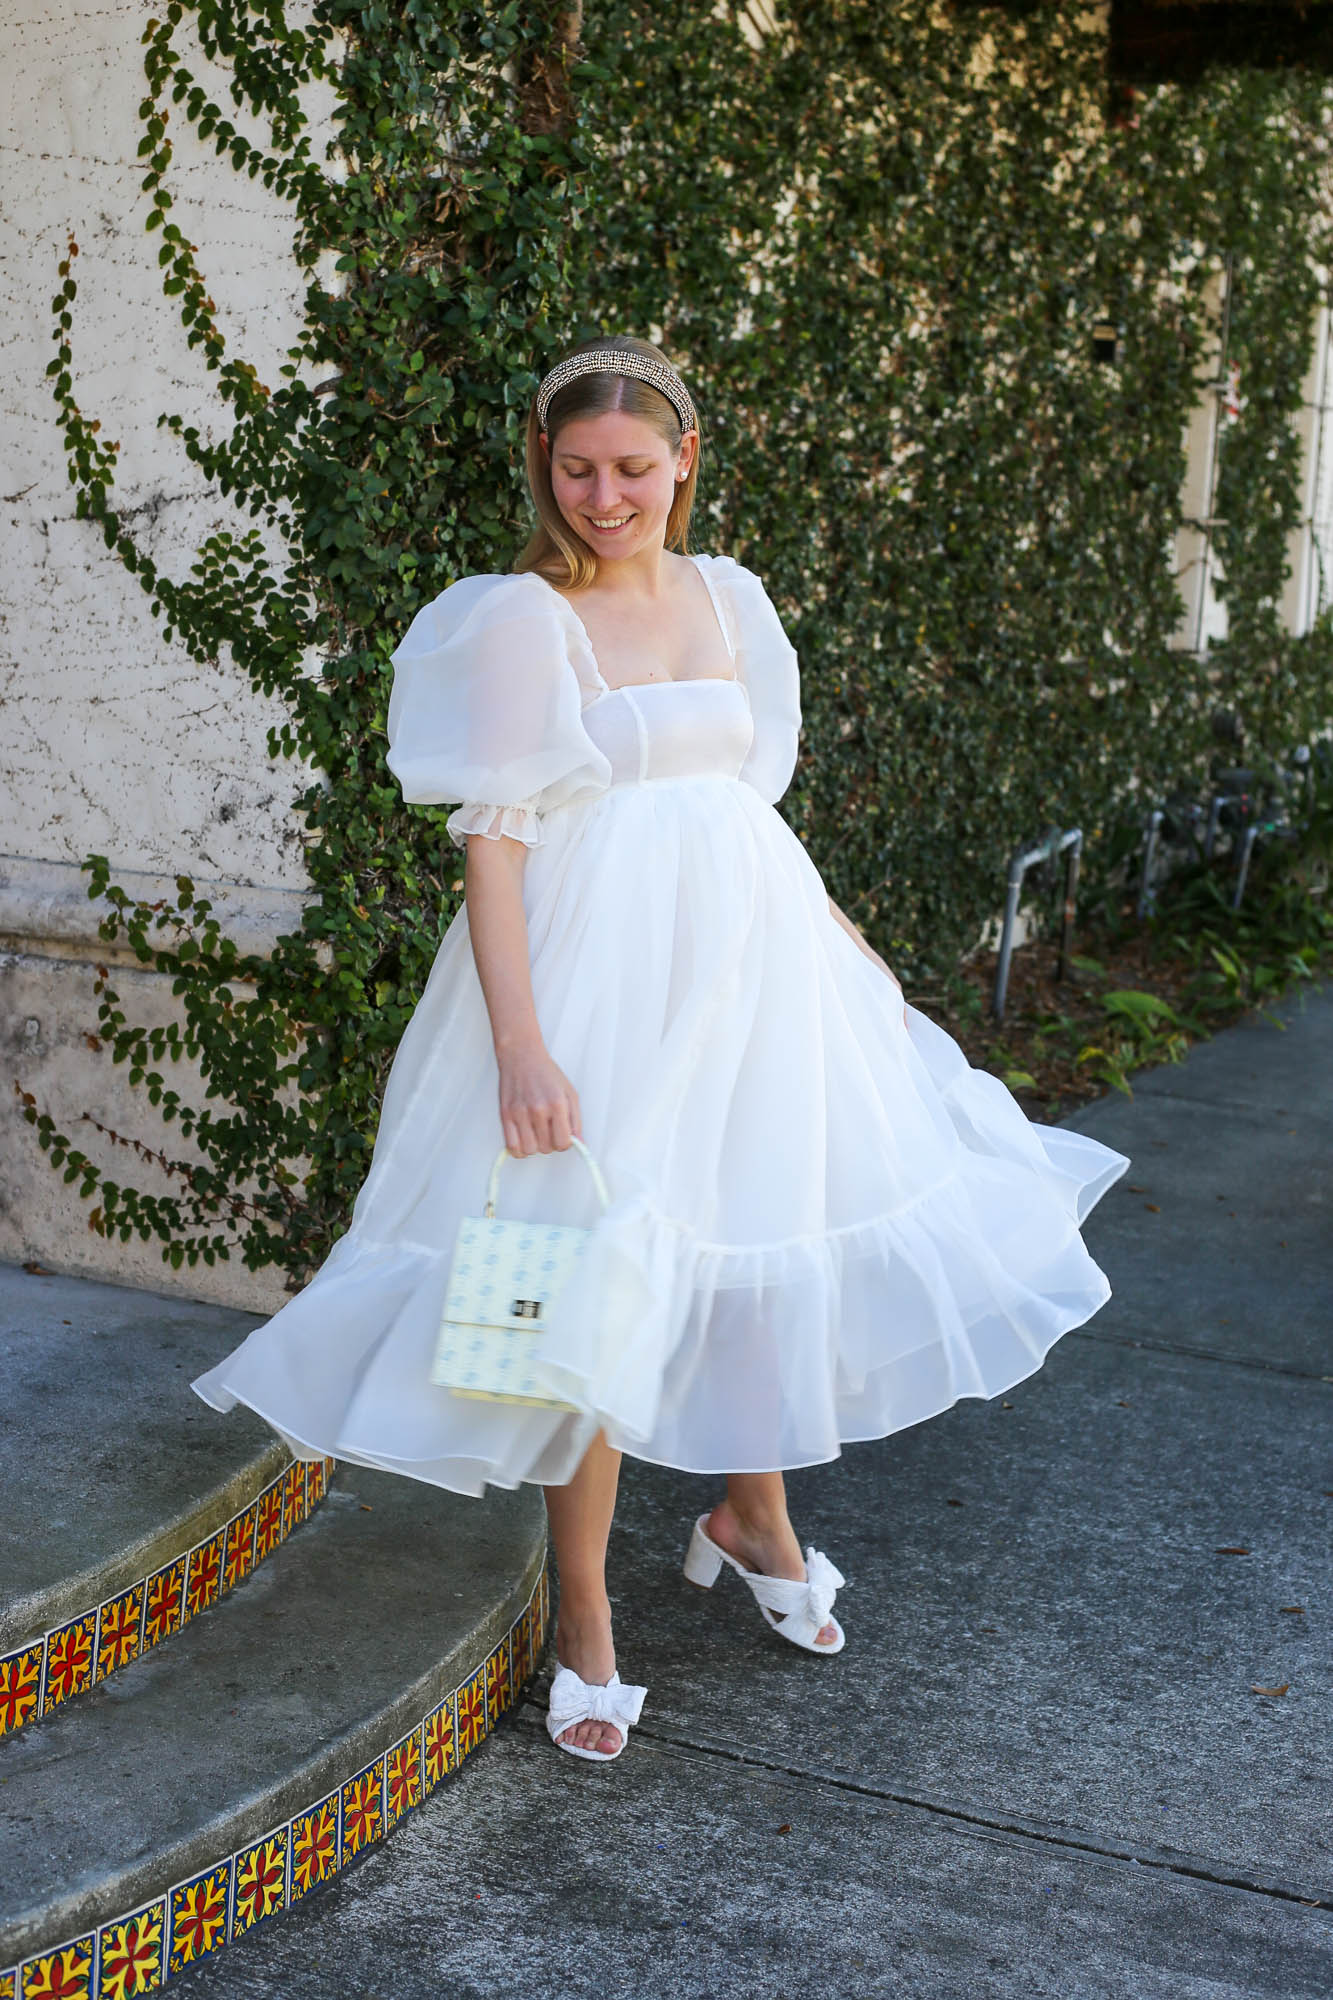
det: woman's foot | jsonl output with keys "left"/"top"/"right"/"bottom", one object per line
{"left": 552, "top": 1599, "right": 623, "bottom": 1755}
{"left": 702, "top": 1496, "right": 839, "bottom": 1648}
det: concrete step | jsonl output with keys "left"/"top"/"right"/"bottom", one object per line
{"left": 0, "top": 1262, "right": 326, "bottom": 1738}
{"left": 0, "top": 1462, "right": 548, "bottom": 1985}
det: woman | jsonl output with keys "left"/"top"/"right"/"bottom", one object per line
{"left": 195, "top": 334, "right": 1130, "bottom": 1764}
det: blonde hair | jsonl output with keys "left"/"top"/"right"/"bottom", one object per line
{"left": 513, "top": 334, "right": 701, "bottom": 591}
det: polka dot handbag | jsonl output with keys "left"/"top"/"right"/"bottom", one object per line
{"left": 430, "top": 1136, "right": 612, "bottom": 1410}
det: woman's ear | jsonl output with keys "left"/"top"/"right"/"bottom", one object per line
{"left": 676, "top": 428, "right": 699, "bottom": 480}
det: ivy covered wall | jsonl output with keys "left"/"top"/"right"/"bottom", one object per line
{"left": 33, "top": 0, "right": 1333, "bottom": 1285}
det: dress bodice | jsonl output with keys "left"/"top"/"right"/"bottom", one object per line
{"left": 384, "top": 552, "right": 802, "bottom": 852}
{"left": 579, "top": 677, "right": 755, "bottom": 788}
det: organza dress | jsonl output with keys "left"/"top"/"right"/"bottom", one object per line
{"left": 193, "top": 554, "right": 1130, "bottom": 1495}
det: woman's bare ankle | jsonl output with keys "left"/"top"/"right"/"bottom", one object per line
{"left": 554, "top": 1592, "right": 616, "bottom": 1686}
{"left": 707, "top": 1496, "right": 805, "bottom": 1581}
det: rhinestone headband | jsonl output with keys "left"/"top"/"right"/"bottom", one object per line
{"left": 536, "top": 349, "right": 697, "bottom": 434}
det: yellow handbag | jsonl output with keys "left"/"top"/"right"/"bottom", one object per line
{"left": 430, "top": 1136, "right": 611, "bottom": 1410}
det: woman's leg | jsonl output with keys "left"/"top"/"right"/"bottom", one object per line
{"left": 543, "top": 1428, "right": 624, "bottom": 1753}
{"left": 705, "top": 1471, "right": 839, "bottom": 1647}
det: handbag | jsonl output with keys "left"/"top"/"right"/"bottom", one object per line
{"left": 430, "top": 1135, "right": 612, "bottom": 1411}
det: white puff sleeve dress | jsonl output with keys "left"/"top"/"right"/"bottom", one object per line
{"left": 193, "top": 553, "right": 1129, "bottom": 1495}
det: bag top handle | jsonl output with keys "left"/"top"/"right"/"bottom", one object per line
{"left": 483, "top": 1134, "right": 611, "bottom": 1218}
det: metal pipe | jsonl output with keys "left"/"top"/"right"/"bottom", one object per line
{"left": 1056, "top": 832, "right": 1082, "bottom": 984}
{"left": 1232, "top": 824, "right": 1260, "bottom": 910}
{"left": 1138, "top": 808, "right": 1165, "bottom": 920}
{"left": 992, "top": 825, "right": 1082, "bottom": 1023}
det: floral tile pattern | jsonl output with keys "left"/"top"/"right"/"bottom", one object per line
{"left": 184, "top": 1532, "right": 225, "bottom": 1625}
{"left": 456, "top": 1665, "right": 487, "bottom": 1758}
{"left": 232, "top": 1829, "right": 287, "bottom": 1937}
{"left": 252, "top": 1482, "right": 284, "bottom": 1565}
{"left": 19, "top": 1933, "right": 93, "bottom": 1997}
{"left": 95, "top": 1899, "right": 164, "bottom": 1998}
{"left": 281, "top": 1462, "right": 307, "bottom": 1536}
{"left": 221, "top": 1505, "right": 257, "bottom": 1593}
{"left": 384, "top": 1728, "right": 423, "bottom": 1830}
{"left": 0, "top": 1547, "right": 549, "bottom": 2000}
{"left": 340, "top": 1761, "right": 384, "bottom": 1866}
{"left": 167, "top": 1862, "right": 231, "bottom": 1977}
{"left": 422, "top": 1693, "right": 457, "bottom": 1793}
{"left": 0, "top": 1645, "right": 44, "bottom": 1736}
{"left": 0, "top": 1457, "right": 335, "bottom": 1743}
{"left": 95, "top": 1588, "right": 144, "bottom": 1684}
{"left": 304, "top": 1458, "right": 328, "bottom": 1512}
{"left": 289, "top": 1793, "right": 339, "bottom": 1904}
{"left": 142, "top": 1560, "right": 186, "bottom": 1651}
{"left": 41, "top": 1613, "right": 95, "bottom": 1716}
{"left": 485, "top": 1635, "right": 511, "bottom": 1728}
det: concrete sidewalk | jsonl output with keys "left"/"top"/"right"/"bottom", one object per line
{"left": 180, "top": 982, "right": 1333, "bottom": 2000}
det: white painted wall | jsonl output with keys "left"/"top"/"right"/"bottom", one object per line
{"left": 1283, "top": 298, "right": 1332, "bottom": 637}
{"left": 1, "top": 0, "right": 331, "bottom": 889}
{"left": 1, "top": 0, "right": 337, "bottom": 1306}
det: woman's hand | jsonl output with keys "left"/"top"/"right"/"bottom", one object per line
{"left": 497, "top": 1038, "right": 583, "bottom": 1157}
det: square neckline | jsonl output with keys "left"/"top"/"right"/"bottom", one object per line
{"left": 533, "top": 554, "right": 741, "bottom": 701}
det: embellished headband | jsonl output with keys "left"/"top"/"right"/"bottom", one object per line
{"left": 535, "top": 348, "right": 697, "bottom": 435}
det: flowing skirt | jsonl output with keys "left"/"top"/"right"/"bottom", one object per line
{"left": 194, "top": 775, "right": 1130, "bottom": 1495}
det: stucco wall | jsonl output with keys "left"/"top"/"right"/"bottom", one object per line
{"left": 1, "top": 0, "right": 335, "bottom": 1307}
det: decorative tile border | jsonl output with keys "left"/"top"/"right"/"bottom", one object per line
{"left": 0, "top": 1458, "right": 335, "bottom": 1744}
{"left": 1, "top": 1559, "right": 550, "bottom": 1996}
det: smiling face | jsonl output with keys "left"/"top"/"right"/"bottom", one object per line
{"left": 542, "top": 407, "right": 697, "bottom": 565}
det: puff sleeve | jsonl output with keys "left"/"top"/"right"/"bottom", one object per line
{"left": 708, "top": 558, "right": 802, "bottom": 805}
{"left": 385, "top": 573, "right": 611, "bottom": 852}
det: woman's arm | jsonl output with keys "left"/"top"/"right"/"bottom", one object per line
{"left": 464, "top": 833, "right": 583, "bottom": 1156}
{"left": 827, "top": 893, "right": 904, "bottom": 999}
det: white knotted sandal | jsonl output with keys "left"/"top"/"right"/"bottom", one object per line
{"left": 545, "top": 1663, "right": 649, "bottom": 1763}
{"left": 683, "top": 1512, "right": 847, "bottom": 1654}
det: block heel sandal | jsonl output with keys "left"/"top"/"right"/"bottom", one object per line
{"left": 683, "top": 1512, "right": 847, "bottom": 1655}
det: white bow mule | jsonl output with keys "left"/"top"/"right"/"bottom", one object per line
{"left": 545, "top": 1663, "right": 649, "bottom": 1762}
{"left": 683, "top": 1512, "right": 847, "bottom": 1654}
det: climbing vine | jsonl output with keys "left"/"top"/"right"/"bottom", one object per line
{"left": 22, "top": 0, "right": 1333, "bottom": 1286}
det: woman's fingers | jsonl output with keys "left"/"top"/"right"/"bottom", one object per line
{"left": 498, "top": 1057, "right": 582, "bottom": 1156}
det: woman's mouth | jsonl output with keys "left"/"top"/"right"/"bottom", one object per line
{"left": 586, "top": 514, "right": 635, "bottom": 536}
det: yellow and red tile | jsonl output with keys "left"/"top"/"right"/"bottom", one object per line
{"left": 253, "top": 1480, "right": 284, "bottom": 1564}
{"left": 0, "top": 1645, "right": 44, "bottom": 1738}
{"left": 384, "top": 1728, "right": 422, "bottom": 1829}
{"left": 289, "top": 1794, "right": 339, "bottom": 1903}
{"left": 183, "top": 1532, "right": 225, "bottom": 1626}
{"left": 221, "top": 1505, "right": 257, "bottom": 1593}
{"left": 485, "top": 1637, "right": 511, "bottom": 1727}
{"left": 280, "top": 1462, "right": 307, "bottom": 1536}
{"left": 422, "top": 1694, "right": 457, "bottom": 1793}
{"left": 456, "top": 1667, "right": 487, "bottom": 1758}
{"left": 42, "top": 1614, "right": 95, "bottom": 1716}
{"left": 95, "top": 1588, "right": 144, "bottom": 1685}
{"left": 340, "top": 1762, "right": 383, "bottom": 1865}
{"left": 19, "top": 1934, "right": 93, "bottom": 1998}
{"left": 95, "top": 1899, "right": 164, "bottom": 1997}
{"left": 142, "top": 1561, "right": 185, "bottom": 1651}
{"left": 304, "top": 1459, "right": 327, "bottom": 1511}
{"left": 167, "top": 1863, "right": 230, "bottom": 1977}
{"left": 232, "top": 1829, "right": 287, "bottom": 1937}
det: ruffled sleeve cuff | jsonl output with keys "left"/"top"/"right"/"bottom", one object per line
{"left": 445, "top": 799, "right": 545, "bottom": 852}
